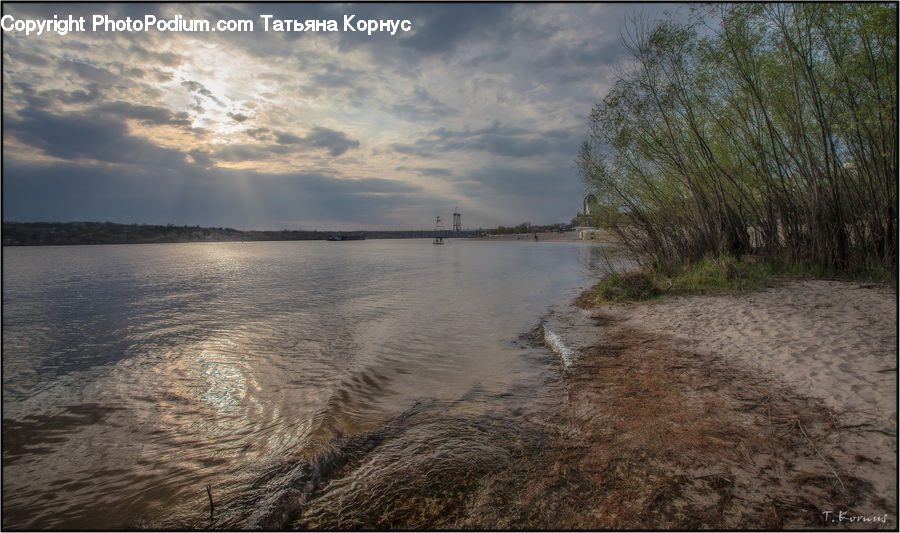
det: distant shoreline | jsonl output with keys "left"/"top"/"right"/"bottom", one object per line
{"left": 1, "top": 221, "right": 468, "bottom": 246}
{"left": 2, "top": 222, "right": 604, "bottom": 247}
{"left": 469, "top": 229, "right": 617, "bottom": 242}
{"left": 466, "top": 230, "right": 586, "bottom": 242}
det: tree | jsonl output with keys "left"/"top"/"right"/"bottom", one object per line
{"left": 579, "top": 4, "right": 897, "bottom": 274}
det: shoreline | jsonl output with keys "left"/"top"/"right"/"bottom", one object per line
{"left": 138, "top": 275, "right": 897, "bottom": 530}
{"left": 544, "top": 277, "right": 897, "bottom": 528}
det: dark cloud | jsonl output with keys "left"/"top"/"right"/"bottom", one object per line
{"left": 274, "top": 131, "right": 304, "bottom": 145}
{"left": 387, "top": 86, "right": 455, "bottom": 122}
{"left": 530, "top": 39, "right": 628, "bottom": 71}
{"left": 40, "top": 87, "right": 103, "bottom": 105}
{"left": 228, "top": 113, "right": 251, "bottom": 122}
{"left": 2, "top": 158, "right": 423, "bottom": 229}
{"left": 418, "top": 167, "right": 454, "bottom": 177}
{"left": 394, "top": 4, "right": 510, "bottom": 55}
{"left": 394, "top": 166, "right": 455, "bottom": 178}
{"left": 5, "top": 107, "right": 188, "bottom": 167}
{"left": 58, "top": 60, "right": 119, "bottom": 84}
{"left": 8, "top": 82, "right": 104, "bottom": 111}
{"left": 93, "top": 101, "right": 192, "bottom": 126}
{"left": 305, "top": 126, "right": 360, "bottom": 157}
{"left": 188, "top": 149, "right": 214, "bottom": 167}
{"left": 10, "top": 50, "right": 50, "bottom": 67}
{"left": 274, "top": 127, "right": 359, "bottom": 157}
{"left": 210, "top": 144, "right": 274, "bottom": 163}
{"left": 453, "top": 164, "right": 583, "bottom": 224}
{"left": 126, "top": 44, "right": 183, "bottom": 67}
{"left": 393, "top": 122, "right": 576, "bottom": 159}
{"left": 182, "top": 80, "right": 224, "bottom": 106}
{"left": 246, "top": 128, "right": 274, "bottom": 141}
{"left": 390, "top": 142, "right": 436, "bottom": 159}
{"left": 308, "top": 62, "right": 365, "bottom": 88}
{"left": 204, "top": 126, "right": 359, "bottom": 163}
{"left": 152, "top": 70, "right": 174, "bottom": 83}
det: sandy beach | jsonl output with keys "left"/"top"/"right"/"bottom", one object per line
{"left": 548, "top": 277, "right": 897, "bottom": 528}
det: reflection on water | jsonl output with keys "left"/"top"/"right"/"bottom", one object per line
{"left": 2, "top": 239, "right": 606, "bottom": 529}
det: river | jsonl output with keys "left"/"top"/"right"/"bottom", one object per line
{"left": 2, "top": 239, "right": 606, "bottom": 529}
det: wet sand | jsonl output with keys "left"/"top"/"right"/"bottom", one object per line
{"left": 554, "top": 277, "right": 897, "bottom": 528}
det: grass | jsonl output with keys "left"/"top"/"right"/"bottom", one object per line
{"left": 587, "top": 254, "right": 894, "bottom": 305}
{"left": 592, "top": 256, "right": 771, "bottom": 304}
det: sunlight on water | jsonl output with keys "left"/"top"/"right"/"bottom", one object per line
{"left": 2, "top": 240, "right": 607, "bottom": 529}
{"left": 200, "top": 341, "right": 244, "bottom": 406}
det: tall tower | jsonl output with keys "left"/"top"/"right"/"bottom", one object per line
{"left": 452, "top": 206, "right": 461, "bottom": 233}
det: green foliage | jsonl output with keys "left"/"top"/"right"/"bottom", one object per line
{"left": 596, "top": 256, "right": 773, "bottom": 303}
{"left": 665, "top": 256, "right": 773, "bottom": 295}
{"left": 596, "top": 271, "right": 660, "bottom": 302}
{"left": 579, "top": 4, "right": 898, "bottom": 277}
{"left": 594, "top": 253, "right": 895, "bottom": 304}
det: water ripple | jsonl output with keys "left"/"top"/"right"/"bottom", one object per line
{"left": 2, "top": 240, "right": 604, "bottom": 529}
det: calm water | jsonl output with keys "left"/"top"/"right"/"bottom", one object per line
{"left": 2, "top": 239, "right": 605, "bottom": 529}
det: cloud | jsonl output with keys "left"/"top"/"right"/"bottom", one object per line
{"left": 394, "top": 166, "right": 454, "bottom": 177}
{"left": 395, "top": 4, "right": 510, "bottom": 55}
{"left": 304, "top": 127, "right": 360, "bottom": 157}
{"left": 10, "top": 50, "right": 50, "bottom": 67}
{"left": 2, "top": 158, "right": 424, "bottom": 229}
{"left": 246, "top": 128, "right": 274, "bottom": 141}
{"left": 387, "top": 86, "right": 456, "bottom": 122}
{"left": 274, "top": 131, "right": 304, "bottom": 145}
{"left": 308, "top": 62, "right": 365, "bottom": 88}
{"left": 390, "top": 142, "right": 436, "bottom": 159}
{"left": 5, "top": 107, "right": 188, "bottom": 167}
{"left": 1, "top": 2, "right": 649, "bottom": 229}
{"left": 452, "top": 164, "right": 583, "bottom": 225}
{"left": 93, "top": 101, "right": 192, "bottom": 126}
{"left": 209, "top": 144, "right": 274, "bottom": 163}
{"left": 274, "top": 127, "right": 359, "bottom": 157}
{"left": 181, "top": 80, "right": 224, "bottom": 106}
{"left": 392, "top": 122, "right": 577, "bottom": 159}
{"left": 126, "top": 44, "right": 183, "bottom": 67}
{"left": 57, "top": 60, "right": 120, "bottom": 84}
{"left": 39, "top": 87, "right": 103, "bottom": 105}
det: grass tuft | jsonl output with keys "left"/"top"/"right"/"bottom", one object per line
{"left": 594, "top": 255, "right": 772, "bottom": 303}
{"left": 592, "top": 253, "right": 895, "bottom": 305}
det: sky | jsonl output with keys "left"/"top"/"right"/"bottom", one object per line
{"left": 2, "top": 3, "right": 679, "bottom": 230}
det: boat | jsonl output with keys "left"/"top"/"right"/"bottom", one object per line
{"left": 326, "top": 233, "right": 366, "bottom": 241}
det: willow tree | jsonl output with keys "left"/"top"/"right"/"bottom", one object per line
{"left": 580, "top": 3, "right": 897, "bottom": 274}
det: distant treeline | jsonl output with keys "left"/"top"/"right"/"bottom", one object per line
{"left": 579, "top": 4, "right": 897, "bottom": 275}
{"left": 487, "top": 222, "right": 573, "bottom": 235}
{"left": 1, "top": 222, "right": 476, "bottom": 246}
